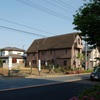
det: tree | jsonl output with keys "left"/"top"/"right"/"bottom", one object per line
{"left": 77, "top": 52, "right": 84, "bottom": 62}
{"left": 77, "top": 52, "right": 84, "bottom": 68}
{"left": 73, "top": 0, "right": 100, "bottom": 51}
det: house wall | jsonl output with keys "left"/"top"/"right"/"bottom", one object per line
{"left": 54, "top": 49, "right": 71, "bottom": 67}
{"left": 26, "top": 35, "right": 84, "bottom": 69}
{"left": 0, "top": 50, "right": 9, "bottom": 56}
{"left": 17, "top": 59, "right": 24, "bottom": 63}
{"left": 88, "top": 48, "right": 100, "bottom": 67}
{"left": 3, "top": 63, "right": 25, "bottom": 69}
{"left": 82, "top": 48, "right": 100, "bottom": 69}
{"left": 26, "top": 53, "right": 37, "bottom": 67}
{"left": 27, "top": 49, "right": 72, "bottom": 67}
{"left": 39, "top": 49, "right": 71, "bottom": 60}
{"left": 71, "top": 35, "right": 83, "bottom": 69}
{"left": 0, "top": 50, "right": 24, "bottom": 56}
{"left": 11, "top": 51, "right": 24, "bottom": 55}
{"left": 56, "top": 59, "right": 71, "bottom": 67}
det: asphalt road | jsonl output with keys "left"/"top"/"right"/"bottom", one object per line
{"left": 0, "top": 80, "right": 94, "bottom": 100}
{"left": 0, "top": 74, "right": 90, "bottom": 90}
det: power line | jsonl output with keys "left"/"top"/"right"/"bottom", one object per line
{"left": 43, "top": 0, "right": 73, "bottom": 14}
{"left": 16, "top": 0, "right": 72, "bottom": 21}
{"left": 53, "top": 0, "right": 75, "bottom": 11}
{"left": 0, "top": 18, "right": 55, "bottom": 35}
{"left": 58, "top": 0, "right": 76, "bottom": 10}
{"left": 0, "top": 25, "right": 47, "bottom": 37}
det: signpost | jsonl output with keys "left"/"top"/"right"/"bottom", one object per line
{"left": 38, "top": 59, "right": 41, "bottom": 75}
{"left": 9, "top": 56, "right": 12, "bottom": 70}
{"left": 8, "top": 56, "right": 12, "bottom": 76}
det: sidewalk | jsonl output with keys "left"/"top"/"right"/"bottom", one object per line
{"left": 0, "top": 68, "right": 91, "bottom": 78}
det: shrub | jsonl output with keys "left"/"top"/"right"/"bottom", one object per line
{"left": 54, "top": 68, "right": 63, "bottom": 73}
{"left": 69, "top": 84, "right": 100, "bottom": 100}
{"left": 83, "top": 70, "right": 92, "bottom": 73}
{"left": 0, "top": 60, "right": 3, "bottom": 68}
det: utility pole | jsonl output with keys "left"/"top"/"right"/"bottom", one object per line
{"left": 85, "top": 39, "right": 87, "bottom": 70}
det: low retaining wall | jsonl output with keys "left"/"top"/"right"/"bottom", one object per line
{"left": 0, "top": 68, "right": 3, "bottom": 74}
{"left": 0, "top": 63, "right": 25, "bottom": 76}
{"left": 2, "top": 66, "right": 9, "bottom": 76}
{"left": 3, "top": 63, "right": 25, "bottom": 69}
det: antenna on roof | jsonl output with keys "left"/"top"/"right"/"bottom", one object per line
{"left": 43, "top": 37, "right": 47, "bottom": 45}
{"left": 22, "top": 45, "right": 25, "bottom": 50}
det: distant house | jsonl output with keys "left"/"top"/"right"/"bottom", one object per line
{"left": 82, "top": 47, "right": 100, "bottom": 68}
{"left": 0, "top": 47, "right": 26, "bottom": 68}
{"left": 26, "top": 32, "right": 83, "bottom": 69}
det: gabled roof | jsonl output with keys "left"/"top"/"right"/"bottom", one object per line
{"left": 0, "top": 54, "right": 25, "bottom": 59}
{"left": 0, "top": 47, "right": 25, "bottom": 52}
{"left": 27, "top": 32, "right": 78, "bottom": 53}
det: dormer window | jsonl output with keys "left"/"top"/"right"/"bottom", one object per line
{"left": 78, "top": 38, "right": 80, "bottom": 44}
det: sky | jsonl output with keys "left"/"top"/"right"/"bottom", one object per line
{"left": 0, "top": 0, "right": 85, "bottom": 50}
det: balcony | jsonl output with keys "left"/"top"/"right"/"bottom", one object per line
{"left": 74, "top": 43, "right": 83, "bottom": 49}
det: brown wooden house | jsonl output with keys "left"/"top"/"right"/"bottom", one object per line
{"left": 26, "top": 32, "right": 83, "bottom": 69}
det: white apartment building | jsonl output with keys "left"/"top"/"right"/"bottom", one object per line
{"left": 82, "top": 47, "right": 100, "bottom": 68}
{"left": 0, "top": 47, "right": 25, "bottom": 64}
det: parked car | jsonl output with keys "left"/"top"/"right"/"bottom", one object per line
{"left": 90, "top": 67, "right": 100, "bottom": 80}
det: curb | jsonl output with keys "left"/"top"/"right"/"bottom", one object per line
{"left": 25, "top": 73, "right": 90, "bottom": 78}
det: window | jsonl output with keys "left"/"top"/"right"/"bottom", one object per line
{"left": 41, "top": 61, "right": 45, "bottom": 65}
{"left": 17, "top": 53, "right": 21, "bottom": 55}
{"left": 64, "top": 61, "right": 67, "bottom": 66}
{"left": 33, "top": 53, "right": 35, "bottom": 56}
{"left": 50, "top": 50, "right": 52, "bottom": 55}
{"left": 2, "top": 51, "right": 5, "bottom": 55}
{"left": 65, "top": 49, "right": 68, "bottom": 54}
{"left": 33, "top": 60, "right": 36, "bottom": 64}
{"left": 73, "top": 60, "right": 76, "bottom": 65}
{"left": 78, "top": 49, "right": 80, "bottom": 53}
{"left": 42, "top": 52, "right": 45, "bottom": 55}
{"left": 27, "top": 54, "right": 30, "bottom": 56}
{"left": 52, "top": 59, "right": 54, "bottom": 63}
{"left": 12, "top": 58, "right": 17, "bottom": 63}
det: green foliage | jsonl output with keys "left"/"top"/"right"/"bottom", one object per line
{"left": 0, "top": 59, "right": 3, "bottom": 68}
{"left": 60, "top": 66, "right": 73, "bottom": 73}
{"left": 54, "top": 68, "right": 63, "bottom": 73}
{"left": 77, "top": 52, "right": 84, "bottom": 61}
{"left": 63, "top": 66, "right": 73, "bottom": 71}
{"left": 83, "top": 70, "right": 92, "bottom": 73}
{"left": 78, "top": 84, "right": 100, "bottom": 100}
{"left": 73, "top": 0, "right": 100, "bottom": 51}
{"left": 69, "top": 84, "right": 100, "bottom": 100}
